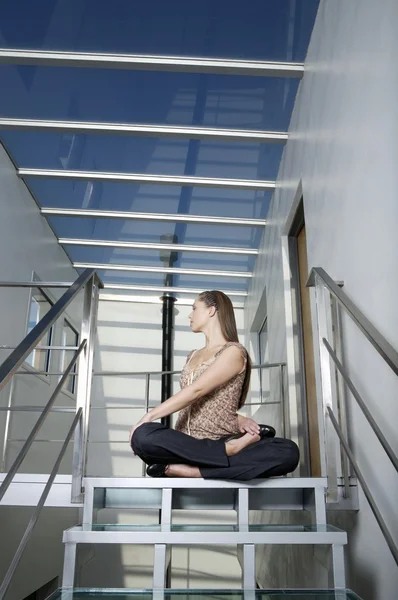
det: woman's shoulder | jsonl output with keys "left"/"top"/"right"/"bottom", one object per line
{"left": 216, "top": 341, "right": 248, "bottom": 359}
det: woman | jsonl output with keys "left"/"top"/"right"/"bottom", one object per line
{"left": 130, "top": 290, "right": 299, "bottom": 480}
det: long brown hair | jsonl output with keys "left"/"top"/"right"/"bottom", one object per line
{"left": 198, "top": 290, "right": 251, "bottom": 408}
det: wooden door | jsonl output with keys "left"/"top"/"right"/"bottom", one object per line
{"left": 297, "top": 225, "right": 321, "bottom": 476}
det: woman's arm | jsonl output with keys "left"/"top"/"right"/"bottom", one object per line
{"left": 129, "top": 345, "right": 245, "bottom": 442}
{"left": 147, "top": 345, "right": 244, "bottom": 420}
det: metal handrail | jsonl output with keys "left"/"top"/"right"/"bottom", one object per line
{"left": 0, "top": 339, "right": 86, "bottom": 502}
{"left": 0, "top": 281, "right": 80, "bottom": 288}
{"left": 307, "top": 267, "right": 398, "bottom": 377}
{"left": 323, "top": 338, "right": 398, "bottom": 472}
{"left": 0, "top": 408, "right": 83, "bottom": 600}
{"left": 308, "top": 267, "right": 398, "bottom": 567}
{"left": 0, "top": 345, "right": 80, "bottom": 351}
{"left": 0, "top": 268, "right": 96, "bottom": 392}
{"left": 0, "top": 406, "right": 76, "bottom": 412}
{"left": 327, "top": 406, "right": 398, "bottom": 566}
{"left": 7, "top": 361, "right": 286, "bottom": 377}
{"left": 91, "top": 362, "right": 285, "bottom": 376}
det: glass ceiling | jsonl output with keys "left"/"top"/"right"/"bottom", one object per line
{"left": 0, "top": 0, "right": 319, "bottom": 298}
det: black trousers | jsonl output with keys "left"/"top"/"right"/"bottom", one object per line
{"left": 131, "top": 422, "right": 299, "bottom": 481}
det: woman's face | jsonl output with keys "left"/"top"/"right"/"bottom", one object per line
{"left": 189, "top": 298, "right": 211, "bottom": 333}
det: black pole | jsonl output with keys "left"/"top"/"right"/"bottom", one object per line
{"left": 160, "top": 293, "right": 176, "bottom": 427}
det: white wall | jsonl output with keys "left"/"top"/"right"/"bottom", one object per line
{"left": 245, "top": 1, "right": 398, "bottom": 598}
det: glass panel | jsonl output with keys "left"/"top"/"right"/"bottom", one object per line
{"left": 188, "top": 189, "right": 270, "bottom": 219}
{"left": 0, "top": 132, "right": 284, "bottom": 183}
{"left": 66, "top": 245, "right": 255, "bottom": 271}
{"left": 259, "top": 320, "right": 268, "bottom": 364}
{"left": 178, "top": 254, "right": 255, "bottom": 272}
{"left": 175, "top": 275, "right": 248, "bottom": 292}
{"left": 78, "top": 269, "right": 249, "bottom": 295}
{"left": 61, "top": 319, "right": 79, "bottom": 393}
{"left": 25, "top": 290, "right": 53, "bottom": 372}
{"left": 0, "top": 1, "right": 319, "bottom": 61}
{"left": 45, "top": 216, "right": 260, "bottom": 249}
{"left": 0, "top": 67, "right": 299, "bottom": 130}
{"left": 0, "top": 0, "right": 320, "bottom": 300}
{"left": 62, "top": 243, "right": 254, "bottom": 291}
{"left": 258, "top": 318, "right": 270, "bottom": 403}
{"left": 23, "top": 178, "right": 272, "bottom": 220}
{"left": 27, "top": 296, "right": 40, "bottom": 331}
{"left": 88, "top": 270, "right": 172, "bottom": 287}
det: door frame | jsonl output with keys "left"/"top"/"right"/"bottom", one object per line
{"left": 281, "top": 181, "right": 311, "bottom": 476}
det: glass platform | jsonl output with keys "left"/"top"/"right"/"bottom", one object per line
{"left": 47, "top": 588, "right": 363, "bottom": 600}
{"left": 79, "top": 525, "right": 342, "bottom": 534}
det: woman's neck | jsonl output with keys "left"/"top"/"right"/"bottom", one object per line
{"left": 203, "top": 329, "right": 227, "bottom": 350}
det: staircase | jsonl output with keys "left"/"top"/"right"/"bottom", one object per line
{"left": 58, "top": 475, "right": 353, "bottom": 597}
{"left": 2, "top": 267, "right": 397, "bottom": 599}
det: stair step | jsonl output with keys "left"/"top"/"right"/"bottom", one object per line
{"left": 63, "top": 523, "right": 347, "bottom": 545}
{"left": 62, "top": 477, "right": 341, "bottom": 591}
{"left": 48, "top": 587, "right": 363, "bottom": 600}
{"left": 83, "top": 477, "right": 327, "bottom": 514}
{"left": 83, "top": 477, "right": 327, "bottom": 489}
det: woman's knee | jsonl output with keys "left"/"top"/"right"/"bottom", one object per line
{"left": 269, "top": 437, "right": 300, "bottom": 470}
{"left": 131, "top": 422, "right": 160, "bottom": 454}
{"left": 283, "top": 438, "right": 300, "bottom": 470}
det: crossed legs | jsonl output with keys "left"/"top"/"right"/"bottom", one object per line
{"left": 131, "top": 422, "right": 299, "bottom": 481}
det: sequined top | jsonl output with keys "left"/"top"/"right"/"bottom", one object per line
{"left": 175, "top": 342, "right": 248, "bottom": 440}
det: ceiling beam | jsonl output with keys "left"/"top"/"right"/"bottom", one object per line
{"left": 41, "top": 208, "right": 266, "bottom": 227}
{"left": 73, "top": 262, "right": 252, "bottom": 278}
{"left": 59, "top": 238, "right": 258, "bottom": 255}
{"left": 0, "top": 118, "right": 288, "bottom": 144}
{"left": 102, "top": 284, "right": 247, "bottom": 296}
{"left": 0, "top": 49, "right": 304, "bottom": 78}
{"left": 99, "top": 293, "right": 246, "bottom": 307}
{"left": 19, "top": 169, "right": 275, "bottom": 191}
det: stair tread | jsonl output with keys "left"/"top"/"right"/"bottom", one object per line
{"left": 49, "top": 588, "right": 362, "bottom": 599}
{"left": 73, "top": 523, "right": 344, "bottom": 533}
{"left": 63, "top": 523, "right": 347, "bottom": 544}
{"left": 83, "top": 477, "right": 327, "bottom": 489}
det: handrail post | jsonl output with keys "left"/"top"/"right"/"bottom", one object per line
{"left": 314, "top": 275, "right": 340, "bottom": 501}
{"left": 142, "top": 373, "right": 151, "bottom": 477}
{"left": 0, "top": 377, "right": 14, "bottom": 472}
{"left": 279, "top": 364, "right": 286, "bottom": 438}
{"left": 71, "top": 275, "right": 100, "bottom": 501}
{"left": 330, "top": 296, "right": 351, "bottom": 499}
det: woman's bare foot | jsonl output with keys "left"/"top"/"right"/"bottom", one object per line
{"left": 225, "top": 432, "right": 261, "bottom": 456}
{"left": 166, "top": 464, "right": 202, "bottom": 478}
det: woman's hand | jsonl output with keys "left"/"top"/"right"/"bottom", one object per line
{"left": 238, "top": 416, "right": 260, "bottom": 436}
